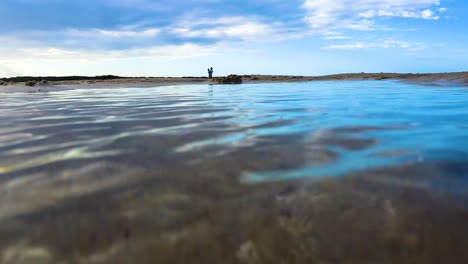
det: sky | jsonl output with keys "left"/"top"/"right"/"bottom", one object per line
{"left": 0, "top": 0, "right": 467, "bottom": 77}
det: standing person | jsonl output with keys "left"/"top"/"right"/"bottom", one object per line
{"left": 208, "top": 67, "right": 214, "bottom": 79}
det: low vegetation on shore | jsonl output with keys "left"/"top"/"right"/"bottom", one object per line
{"left": 1, "top": 72, "right": 467, "bottom": 89}
{"left": 0, "top": 75, "right": 123, "bottom": 83}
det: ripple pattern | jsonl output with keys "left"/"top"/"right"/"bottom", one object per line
{"left": 0, "top": 81, "right": 468, "bottom": 183}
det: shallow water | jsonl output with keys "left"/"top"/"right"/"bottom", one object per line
{"left": 1, "top": 81, "right": 468, "bottom": 181}
{"left": 1, "top": 80, "right": 468, "bottom": 263}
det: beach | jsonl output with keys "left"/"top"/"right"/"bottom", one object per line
{"left": 1, "top": 72, "right": 468, "bottom": 93}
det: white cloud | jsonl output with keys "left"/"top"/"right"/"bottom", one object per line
{"left": 303, "top": 0, "right": 443, "bottom": 30}
{"left": 173, "top": 19, "right": 274, "bottom": 41}
{"left": 0, "top": 35, "right": 227, "bottom": 77}
{"left": 0, "top": 65, "right": 19, "bottom": 77}
{"left": 0, "top": 42, "right": 217, "bottom": 63}
{"left": 322, "top": 39, "right": 417, "bottom": 50}
{"left": 172, "top": 16, "right": 306, "bottom": 42}
{"left": 346, "top": 20, "right": 386, "bottom": 31}
{"left": 66, "top": 27, "right": 161, "bottom": 38}
{"left": 359, "top": 9, "right": 439, "bottom": 20}
{"left": 323, "top": 35, "right": 353, "bottom": 40}
{"left": 97, "top": 28, "right": 160, "bottom": 38}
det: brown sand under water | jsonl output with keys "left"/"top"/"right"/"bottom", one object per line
{"left": 1, "top": 141, "right": 468, "bottom": 264}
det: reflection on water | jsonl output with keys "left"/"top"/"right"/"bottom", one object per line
{"left": 1, "top": 81, "right": 468, "bottom": 263}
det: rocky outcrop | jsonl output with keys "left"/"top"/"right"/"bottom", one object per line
{"left": 215, "top": 74, "right": 242, "bottom": 84}
{"left": 25, "top": 80, "right": 37, "bottom": 87}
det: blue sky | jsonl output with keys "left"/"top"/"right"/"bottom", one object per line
{"left": 0, "top": 0, "right": 467, "bottom": 77}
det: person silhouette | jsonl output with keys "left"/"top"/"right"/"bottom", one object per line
{"left": 208, "top": 67, "right": 214, "bottom": 79}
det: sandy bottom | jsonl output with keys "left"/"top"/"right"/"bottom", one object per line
{"left": 1, "top": 152, "right": 468, "bottom": 264}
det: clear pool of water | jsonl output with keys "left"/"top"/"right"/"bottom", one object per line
{"left": 1, "top": 80, "right": 467, "bottom": 182}
{"left": 2, "top": 80, "right": 468, "bottom": 263}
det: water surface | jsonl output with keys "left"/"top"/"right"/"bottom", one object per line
{"left": 1, "top": 81, "right": 468, "bottom": 181}
{"left": 1, "top": 81, "right": 468, "bottom": 263}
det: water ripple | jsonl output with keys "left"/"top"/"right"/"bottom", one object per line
{"left": 0, "top": 81, "right": 467, "bottom": 185}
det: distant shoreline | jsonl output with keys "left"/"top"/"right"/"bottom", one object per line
{"left": 1, "top": 72, "right": 467, "bottom": 92}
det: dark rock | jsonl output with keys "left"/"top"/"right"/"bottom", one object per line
{"left": 38, "top": 79, "right": 48, "bottom": 85}
{"left": 0, "top": 81, "right": 6, "bottom": 86}
{"left": 25, "top": 80, "right": 37, "bottom": 87}
{"left": 215, "top": 74, "right": 242, "bottom": 84}
{"left": 376, "top": 76, "right": 391, "bottom": 81}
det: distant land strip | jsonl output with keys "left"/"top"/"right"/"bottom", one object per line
{"left": 1, "top": 72, "right": 467, "bottom": 90}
